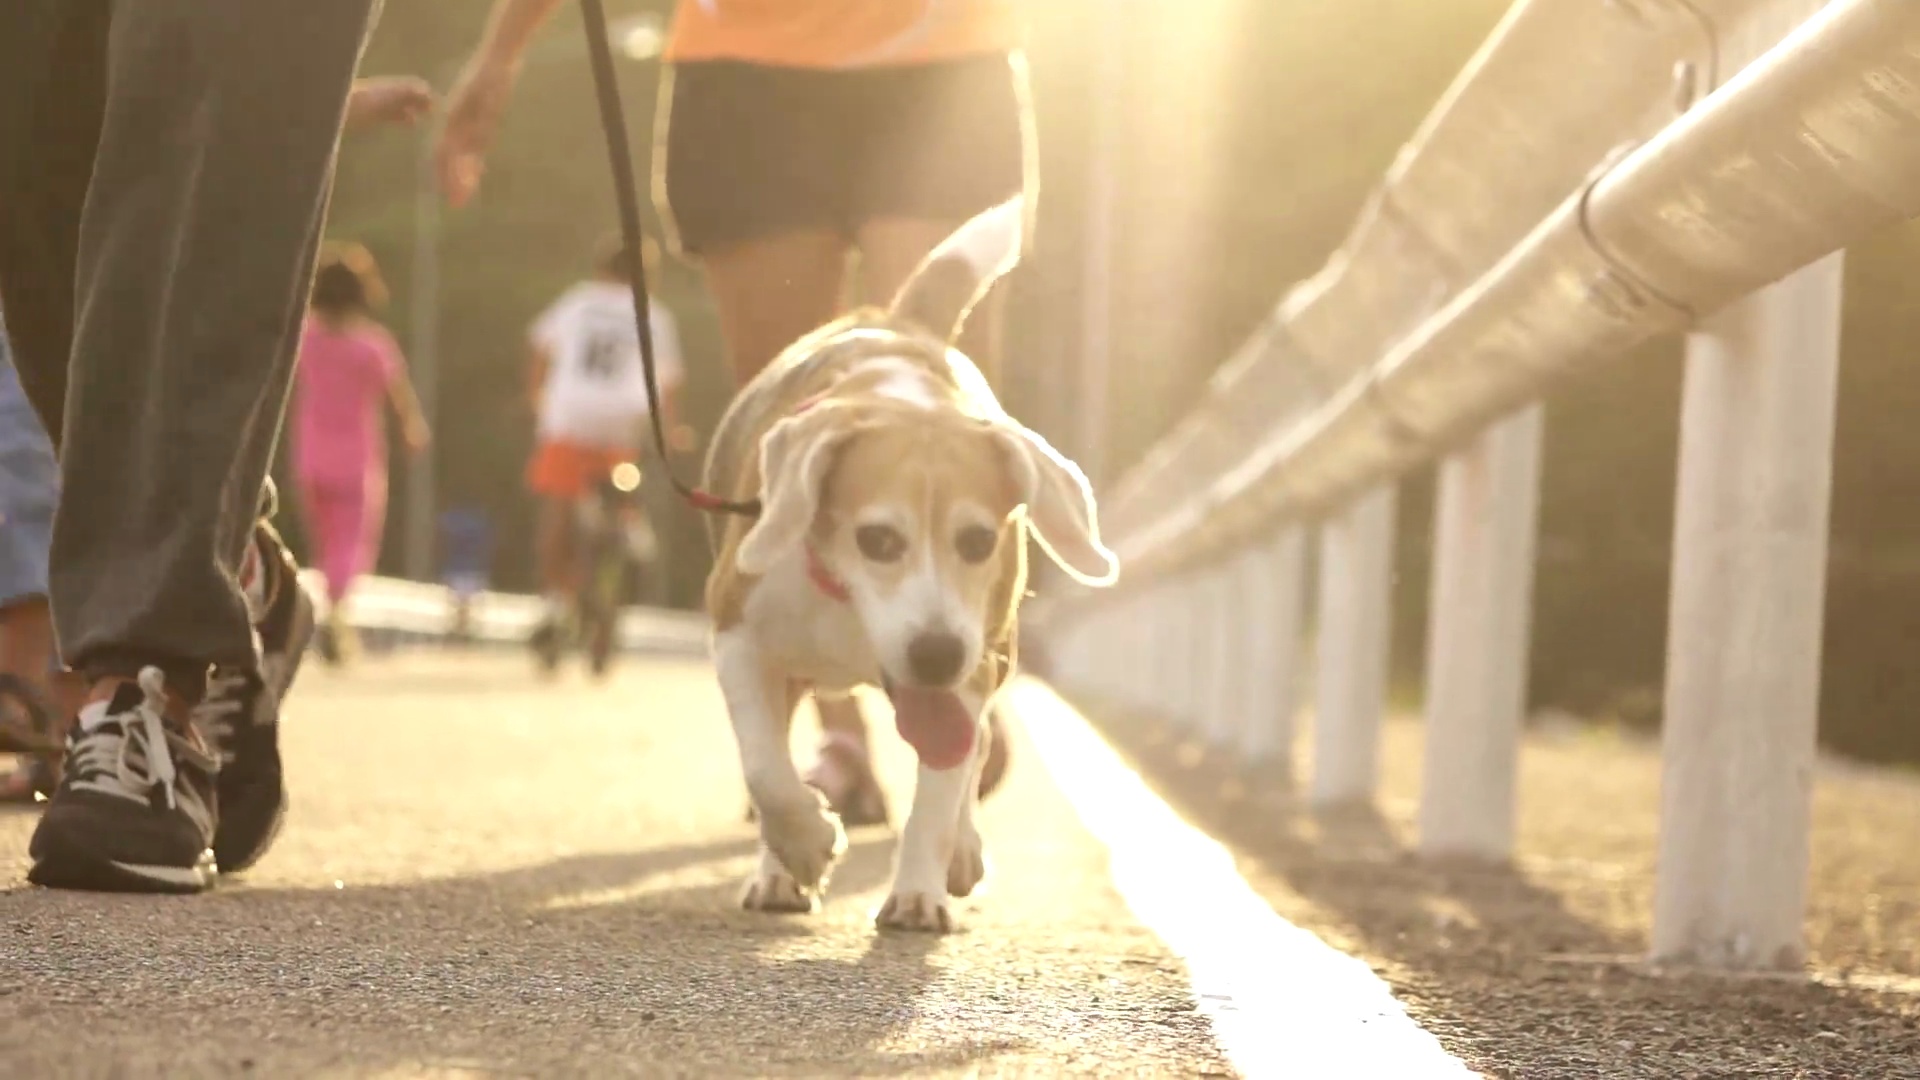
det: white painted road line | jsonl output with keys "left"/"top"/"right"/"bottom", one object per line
{"left": 1013, "top": 679, "right": 1477, "bottom": 1080}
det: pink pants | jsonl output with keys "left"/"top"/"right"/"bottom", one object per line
{"left": 298, "top": 474, "right": 386, "bottom": 604}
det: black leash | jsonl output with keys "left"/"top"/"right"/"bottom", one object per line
{"left": 578, "top": 0, "right": 761, "bottom": 518}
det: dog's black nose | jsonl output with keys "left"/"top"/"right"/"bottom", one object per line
{"left": 906, "top": 632, "right": 967, "bottom": 686}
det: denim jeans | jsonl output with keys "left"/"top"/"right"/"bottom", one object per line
{"left": 0, "top": 315, "right": 57, "bottom": 607}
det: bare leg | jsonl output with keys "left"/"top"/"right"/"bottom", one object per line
{"left": 698, "top": 229, "right": 848, "bottom": 385}
{"left": 700, "top": 229, "right": 894, "bottom": 813}
{"left": 0, "top": 597, "right": 81, "bottom": 798}
{"left": 0, "top": 598, "right": 56, "bottom": 688}
{"left": 1, "top": 599, "right": 84, "bottom": 718}
{"left": 535, "top": 495, "right": 578, "bottom": 597}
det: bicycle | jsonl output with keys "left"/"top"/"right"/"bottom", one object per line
{"left": 531, "top": 460, "right": 660, "bottom": 678}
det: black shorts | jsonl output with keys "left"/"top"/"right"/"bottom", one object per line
{"left": 653, "top": 52, "right": 1034, "bottom": 256}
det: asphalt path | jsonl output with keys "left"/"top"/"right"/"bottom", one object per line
{"left": 2, "top": 650, "right": 1238, "bottom": 1077}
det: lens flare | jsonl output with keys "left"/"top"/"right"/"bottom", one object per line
{"left": 620, "top": 14, "right": 666, "bottom": 62}
{"left": 611, "top": 462, "right": 643, "bottom": 492}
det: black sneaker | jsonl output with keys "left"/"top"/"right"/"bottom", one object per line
{"left": 27, "top": 667, "right": 219, "bottom": 893}
{"left": 198, "top": 521, "right": 315, "bottom": 875}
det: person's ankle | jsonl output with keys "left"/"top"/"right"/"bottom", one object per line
{"left": 818, "top": 727, "right": 872, "bottom": 759}
{"left": 816, "top": 695, "right": 871, "bottom": 746}
{"left": 82, "top": 672, "right": 195, "bottom": 727}
{"left": 80, "top": 655, "right": 209, "bottom": 705}
{"left": 49, "top": 671, "right": 86, "bottom": 722}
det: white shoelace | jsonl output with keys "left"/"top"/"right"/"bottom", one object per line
{"left": 193, "top": 669, "right": 250, "bottom": 763}
{"left": 238, "top": 538, "right": 268, "bottom": 625}
{"left": 70, "top": 666, "right": 184, "bottom": 810}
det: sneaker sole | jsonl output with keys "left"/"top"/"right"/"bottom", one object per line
{"left": 27, "top": 848, "right": 217, "bottom": 894}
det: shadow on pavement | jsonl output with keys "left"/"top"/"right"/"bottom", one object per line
{"left": 3, "top": 831, "right": 1024, "bottom": 1076}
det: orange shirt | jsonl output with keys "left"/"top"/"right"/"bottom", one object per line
{"left": 664, "top": 0, "right": 1025, "bottom": 68}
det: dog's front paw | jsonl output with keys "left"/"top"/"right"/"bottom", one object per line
{"left": 740, "top": 858, "right": 817, "bottom": 914}
{"left": 947, "top": 828, "right": 986, "bottom": 898}
{"left": 876, "top": 891, "right": 954, "bottom": 933}
{"left": 756, "top": 784, "right": 847, "bottom": 891}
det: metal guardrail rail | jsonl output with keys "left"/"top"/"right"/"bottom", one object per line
{"left": 1042, "top": 0, "right": 1902, "bottom": 973}
{"left": 1102, "top": 0, "right": 1920, "bottom": 582}
{"left": 1098, "top": 0, "right": 1781, "bottom": 551}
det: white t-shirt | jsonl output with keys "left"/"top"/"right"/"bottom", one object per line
{"left": 528, "top": 280, "right": 684, "bottom": 447}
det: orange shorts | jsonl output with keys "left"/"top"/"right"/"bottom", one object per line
{"left": 525, "top": 439, "right": 636, "bottom": 500}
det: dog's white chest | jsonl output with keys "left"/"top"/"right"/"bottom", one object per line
{"left": 741, "top": 558, "right": 879, "bottom": 692}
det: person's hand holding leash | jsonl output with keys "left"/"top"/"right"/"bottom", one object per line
{"left": 438, "top": 0, "right": 568, "bottom": 207}
{"left": 346, "top": 76, "right": 436, "bottom": 131}
{"left": 437, "top": 60, "right": 515, "bottom": 207}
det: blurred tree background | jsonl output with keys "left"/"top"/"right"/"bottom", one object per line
{"left": 303, "top": 0, "right": 1920, "bottom": 764}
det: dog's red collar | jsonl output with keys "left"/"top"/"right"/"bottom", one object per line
{"left": 806, "top": 544, "right": 851, "bottom": 603}
{"left": 793, "top": 391, "right": 850, "bottom": 602}
{"left": 784, "top": 389, "right": 851, "bottom": 601}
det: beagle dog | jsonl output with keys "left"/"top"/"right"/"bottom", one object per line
{"left": 702, "top": 197, "right": 1118, "bottom": 932}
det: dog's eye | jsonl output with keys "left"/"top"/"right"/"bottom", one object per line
{"left": 855, "top": 523, "right": 907, "bottom": 563}
{"left": 955, "top": 524, "right": 998, "bottom": 564}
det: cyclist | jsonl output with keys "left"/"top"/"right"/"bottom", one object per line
{"left": 524, "top": 235, "right": 692, "bottom": 655}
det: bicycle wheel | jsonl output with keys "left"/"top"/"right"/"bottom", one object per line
{"left": 529, "top": 613, "right": 566, "bottom": 675}
{"left": 585, "top": 549, "right": 625, "bottom": 678}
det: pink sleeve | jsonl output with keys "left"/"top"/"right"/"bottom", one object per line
{"left": 367, "top": 326, "right": 407, "bottom": 386}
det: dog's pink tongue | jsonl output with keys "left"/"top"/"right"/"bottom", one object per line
{"left": 887, "top": 684, "right": 976, "bottom": 770}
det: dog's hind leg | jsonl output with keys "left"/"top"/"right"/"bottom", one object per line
{"left": 715, "top": 628, "right": 846, "bottom": 910}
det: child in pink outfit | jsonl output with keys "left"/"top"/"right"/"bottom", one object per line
{"left": 291, "top": 243, "right": 429, "bottom": 658}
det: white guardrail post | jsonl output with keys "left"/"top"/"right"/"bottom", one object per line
{"left": 1182, "top": 573, "right": 1208, "bottom": 734}
{"left": 1219, "top": 542, "right": 1270, "bottom": 763}
{"left": 1646, "top": 0, "right": 1841, "bottom": 973}
{"left": 1130, "top": 593, "right": 1156, "bottom": 712}
{"left": 1181, "top": 573, "right": 1211, "bottom": 732}
{"left": 1312, "top": 487, "right": 1396, "bottom": 806}
{"left": 1418, "top": 404, "right": 1545, "bottom": 859}
{"left": 1203, "top": 559, "right": 1241, "bottom": 750}
{"left": 1057, "top": 614, "right": 1090, "bottom": 694}
{"left": 1243, "top": 527, "right": 1309, "bottom": 777}
{"left": 1160, "top": 581, "right": 1196, "bottom": 727}
{"left": 1105, "top": 598, "right": 1132, "bottom": 710}
{"left": 1096, "top": 613, "right": 1116, "bottom": 694}
{"left": 1652, "top": 256, "right": 1843, "bottom": 969}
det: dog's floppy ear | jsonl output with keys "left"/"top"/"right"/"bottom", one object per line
{"left": 736, "top": 402, "right": 870, "bottom": 576}
{"left": 991, "top": 421, "right": 1120, "bottom": 587}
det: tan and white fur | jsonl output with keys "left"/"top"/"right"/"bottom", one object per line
{"left": 702, "top": 196, "right": 1118, "bottom": 932}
